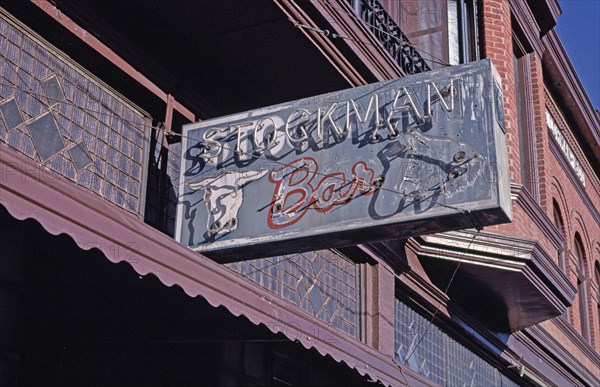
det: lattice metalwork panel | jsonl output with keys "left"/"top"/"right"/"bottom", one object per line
{"left": 0, "top": 12, "right": 150, "bottom": 215}
{"left": 395, "top": 299, "right": 520, "bottom": 386}
{"left": 227, "top": 250, "right": 360, "bottom": 338}
{"left": 348, "top": 0, "right": 431, "bottom": 74}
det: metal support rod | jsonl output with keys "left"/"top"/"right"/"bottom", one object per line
{"left": 30, "top": 0, "right": 195, "bottom": 122}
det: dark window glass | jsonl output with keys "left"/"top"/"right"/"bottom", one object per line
{"left": 574, "top": 234, "right": 590, "bottom": 340}
{"left": 552, "top": 199, "right": 566, "bottom": 272}
{"left": 596, "top": 264, "right": 600, "bottom": 337}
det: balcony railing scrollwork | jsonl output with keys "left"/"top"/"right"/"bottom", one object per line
{"left": 348, "top": 0, "right": 431, "bottom": 74}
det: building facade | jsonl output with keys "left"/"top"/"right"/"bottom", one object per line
{"left": 1, "top": 0, "right": 599, "bottom": 385}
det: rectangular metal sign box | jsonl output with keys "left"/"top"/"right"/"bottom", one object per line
{"left": 176, "top": 59, "right": 511, "bottom": 261}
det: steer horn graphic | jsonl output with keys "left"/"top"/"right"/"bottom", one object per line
{"left": 187, "top": 169, "right": 268, "bottom": 236}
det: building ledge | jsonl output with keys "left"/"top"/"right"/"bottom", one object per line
{"left": 409, "top": 230, "right": 576, "bottom": 333}
{"left": 525, "top": 0, "right": 561, "bottom": 36}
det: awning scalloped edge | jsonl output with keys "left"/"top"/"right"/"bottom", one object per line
{"left": 0, "top": 146, "right": 432, "bottom": 387}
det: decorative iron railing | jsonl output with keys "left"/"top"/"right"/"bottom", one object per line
{"left": 348, "top": 0, "right": 431, "bottom": 74}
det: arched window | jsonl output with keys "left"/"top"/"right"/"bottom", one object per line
{"left": 595, "top": 262, "right": 600, "bottom": 340}
{"left": 574, "top": 234, "right": 589, "bottom": 340}
{"left": 552, "top": 200, "right": 566, "bottom": 271}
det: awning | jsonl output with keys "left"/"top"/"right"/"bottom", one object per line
{"left": 0, "top": 145, "right": 433, "bottom": 387}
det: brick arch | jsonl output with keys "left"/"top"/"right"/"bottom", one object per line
{"left": 550, "top": 177, "right": 571, "bottom": 240}
{"left": 571, "top": 212, "right": 592, "bottom": 276}
{"left": 593, "top": 243, "right": 600, "bottom": 269}
{"left": 552, "top": 198, "right": 567, "bottom": 238}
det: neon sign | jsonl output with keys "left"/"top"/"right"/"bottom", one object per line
{"left": 176, "top": 59, "right": 511, "bottom": 261}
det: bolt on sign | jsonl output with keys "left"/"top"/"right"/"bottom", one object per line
{"left": 176, "top": 59, "right": 512, "bottom": 261}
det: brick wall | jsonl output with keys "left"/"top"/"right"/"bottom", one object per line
{"left": 481, "top": 0, "right": 600, "bottom": 357}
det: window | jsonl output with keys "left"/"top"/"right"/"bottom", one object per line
{"left": 514, "top": 50, "right": 538, "bottom": 197}
{"left": 552, "top": 199, "right": 566, "bottom": 271}
{"left": 373, "top": 0, "right": 480, "bottom": 70}
{"left": 595, "top": 263, "right": 600, "bottom": 339}
{"left": 574, "top": 234, "right": 590, "bottom": 340}
{"left": 394, "top": 298, "right": 520, "bottom": 386}
{"left": 226, "top": 250, "right": 361, "bottom": 338}
{"left": 552, "top": 199, "right": 570, "bottom": 322}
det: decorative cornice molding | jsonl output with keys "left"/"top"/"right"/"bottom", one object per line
{"left": 552, "top": 317, "right": 600, "bottom": 365}
{"left": 412, "top": 230, "right": 575, "bottom": 330}
{"left": 511, "top": 329, "right": 587, "bottom": 386}
{"left": 529, "top": 242, "right": 576, "bottom": 305}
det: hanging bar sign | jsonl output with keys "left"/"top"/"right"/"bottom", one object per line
{"left": 176, "top": 59, "right": 511, "bottom": 261}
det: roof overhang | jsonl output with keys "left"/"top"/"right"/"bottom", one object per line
{"left": 408, "top": 230, "right": 575, "bottom": 333}
{"left": 525, "top": 0, "right": 561, "bottom": 36}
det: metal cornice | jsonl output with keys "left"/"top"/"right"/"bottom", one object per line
{"left": 525, "top": 0, "right": 561, "bottom": 36}
{"left": 509, "top": 0, "right": 544, "bottom": 56}
{"left": 509, "top": 329, "right": 582, "bottom": 386}
{"left": 413, "top": 230, "right": 576, "bottom": 330}
{"left": 549, "top": 318, "right": 600, "bottom": 374}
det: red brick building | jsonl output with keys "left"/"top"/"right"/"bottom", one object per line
{"left": 1, "top": 0, "right": 598, "bottom": 385}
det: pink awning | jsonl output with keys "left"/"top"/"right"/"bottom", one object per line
{"left": 0, "top": 145, "right": 433, "bottom": 386}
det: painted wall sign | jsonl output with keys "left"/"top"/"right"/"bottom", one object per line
{"left": 176, "top": 59, "right": 511, "bottom": 261}
{"left": 546, "top": 110, "right": 586, "bottom": 187}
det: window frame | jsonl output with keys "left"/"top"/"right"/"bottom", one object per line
{"left": 513, "top": 43, "right": 539, "bottom": 199}
{"left": 377, "top": 0, "right": 480, "bottom": 69}
{"left": 574, "top": 234, "right": 590, "bottom": 340}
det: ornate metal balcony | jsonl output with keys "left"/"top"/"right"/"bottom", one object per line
{"left": 349, "top": 0, "right": 431, "bottom": 74}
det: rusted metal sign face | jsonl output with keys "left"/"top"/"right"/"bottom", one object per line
{"left": 176, "top": 60, "right": 511, "bottom": 261}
